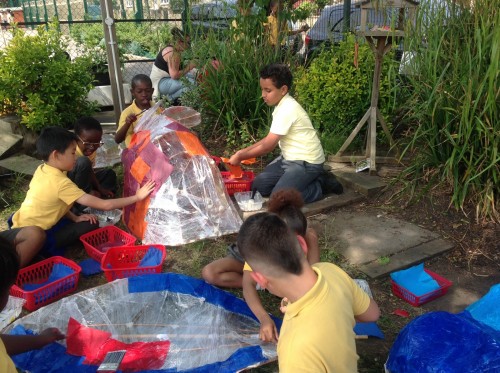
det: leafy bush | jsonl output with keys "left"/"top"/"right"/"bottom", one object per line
{"left": 397, "top": 0, "right": 499, "bottom": 222}
{"left": 294, "top": 34, "right": 397, "bottom": 154}
{"left": 0, "top": 21, "right": 97, "bottom": 131}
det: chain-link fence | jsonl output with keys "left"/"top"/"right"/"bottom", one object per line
{"left": 0, "top": 0, "right": 350, "bottom": 111}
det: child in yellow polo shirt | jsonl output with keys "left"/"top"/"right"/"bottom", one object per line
{"left": 0, "top": 236, "right": 65, "bottom": 372}
{"left": 68, "top": 117, "right": 118, "bottom": 213}
{"left": 115, "top": 74, "right": 154, "bottom": 147}
{"left": 228, "top": 63, "right": 342, "bottom": 204}
{"left": 238, "top": 213, "right": 380, "bottom": 372}
{"left": 10, "top": 127, "right": 155, "bottom": 267}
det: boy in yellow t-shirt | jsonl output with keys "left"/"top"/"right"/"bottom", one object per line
{"left": 0, "top": 236, "right": 65, "bottom": 373}
{"left": 228, "top": 63, "right": 342, "bottom": 204}
{"left": 237, "top": 212, "right": 381, "bottom": 373}
{"left": 115, "top": 74, "right": 154, "bottom": 147}
{"left": 10, "top": 127, "right": 155, "bottom": 267}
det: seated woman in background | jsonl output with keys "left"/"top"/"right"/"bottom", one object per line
{"left": 150, "top": 27, "right": 197, "bottom": 103}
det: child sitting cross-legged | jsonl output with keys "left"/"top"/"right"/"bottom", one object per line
{"left": 0, "top": 236, "right": 65, "bottom": 373}
{"left": 9, "top": 127, "right": 155, "bottom": 267}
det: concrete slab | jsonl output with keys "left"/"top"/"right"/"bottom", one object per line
{"left": 88, "top": 84, "right": 132, "bottom": 108}
{"left": 0, "top": 131, "right": 22, "bottom": 160}
{"left": 0, "top": 154, "right": 42, "bottom": 176}
{"left": 326, "top": 161, "right": 386, "bottom": 197}
{"left": 323, "top": 211, "right": 454, "bottom": 278}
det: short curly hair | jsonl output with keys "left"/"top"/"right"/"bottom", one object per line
{"left": 259, "top": 63, "right": 293, "bottom": 90}
{"left": 0, "top": 236, "right": 20, "bottom": 297}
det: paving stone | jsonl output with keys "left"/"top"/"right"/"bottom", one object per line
{"left": 0, "top": 154, "right": 42, "bottom": 176}
{"left": 0, "top": 132, "right": 22, "bottom": 160}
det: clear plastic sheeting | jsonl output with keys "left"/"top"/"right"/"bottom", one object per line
{"left": 122, "top": 103, "right": 242, "bottom": 244}
{"left": 94, "top": 133, "right": 125, "bottom": 169}
{"left": 163, "top": 106, "right": 202, "bottom": 128}
{"left": 0, "top": 296, "right": 25, "bottom": 331}
{"left": 6, "top": 274, "right": 279, "bottom": 372}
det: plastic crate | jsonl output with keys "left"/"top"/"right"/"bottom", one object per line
{"left": 10, "top": 257, "right": 81, "bottom": 311}
{"left": 101, "top": 244, "right": 166, "bottom": 282}
{"left": 391, "top": 269, "right": 453, "bottom": 306}
{"left": 80, "top": 226, "right": 136, "bottom": 263}
{"left": 221, "top": 171, "right": 255, "bottom": 196}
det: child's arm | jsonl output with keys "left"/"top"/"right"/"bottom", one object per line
{"left": 242, "top": 270, "right": 278, "bottom": 343}
{"left": 1, "top": 328, "right": 64, "bottom": 355}
{"left": 76, "top": 180, "right": 155, "bottom": 211}
{"left": 114, "top": 113, "right": 137, "bottom": 144}
{"left": 229, "top": 133, "right": 281, "bottom": 165}
{"left": 65, "top": 210, "right": 98, "bottom": 224}
{"left": 355, "top": 299, "right": 380, "bottom": 323}
{"left": 305, "top": 227, "right": 320, "bottom": 264}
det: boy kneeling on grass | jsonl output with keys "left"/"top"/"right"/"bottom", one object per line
{"left": 0, "top": 236, "right": 65, "bottom": 372}
{"left": 237, "top": 212, "right": 380, "bottom": 373}
{"left": 5, "top": 127, "right": 155, "bottom": 267}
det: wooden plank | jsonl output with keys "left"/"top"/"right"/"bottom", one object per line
{"left": 0, "top": 154, "right": 42, "bottom": 176}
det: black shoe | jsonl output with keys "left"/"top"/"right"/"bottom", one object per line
{"left": 319, "top": 171, "right": 344, "bottom": 195}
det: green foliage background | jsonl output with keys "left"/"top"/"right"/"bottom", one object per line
{"left": 0, "top": 22, "right": 97, "bottom": 131}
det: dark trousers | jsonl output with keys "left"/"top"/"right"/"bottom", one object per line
{"left": 252, "top": 156, "right": 324, "bottom": 203}
{"left": 68, "top": 156, "right": 118, "bottom": 195}
{"left": 43, "top": 218, "right": 98, "bottom": 256}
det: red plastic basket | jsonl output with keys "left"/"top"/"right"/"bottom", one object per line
{"left": 391, "top": 269, "right": 453, "bottom": 307}
{"left": 101, "top": 244, "right": 166, "bottom": 282}
{"left": 10, "top": 256, "right": 81, "bottom": 311}
{"left": 221, "top": 171, "right": 255, "bottom": 196}
{"left": 80, "top": 226, "right": 136, "bottom": 263}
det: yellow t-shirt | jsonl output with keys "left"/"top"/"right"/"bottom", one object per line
{"left": 0, "top": 338, "right": 17, "bottom": 373}
{"left": 76, "top": 146, "right": 97, "bottom": 167}
{"left": 278, "top": 263, "right": 371, "bottom": 372}
{"left": 12, "top": 164, "right": 86, "bottom": 230}
{"left": 117, "top": 100, "right": 153, "bottom": 147}
{"left": 270, "top": 94, "right": 325, "bottom": 164}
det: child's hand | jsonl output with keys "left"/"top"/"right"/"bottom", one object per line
{"left": 125, "top": 113, "right": 137, "bottom": 126}
{"left": 75, "top": 214, "right": 98, "bottom": 224}
{"left": 39, "top": 328, "right": 65, "bottom": 345}
{"left": 259, "top": 317, "right": 278, "bottom": 343}
{"left": 300, "top": 24, "right": 310, "bottom": 32}
{"left": 136, "top": 180, "right": 155, "bottom": 200}
{"left": 228, "top": 152, "right": 241, "bottom": 166}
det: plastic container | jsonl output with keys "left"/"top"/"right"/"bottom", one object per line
{"left": 80, "top": 226, "right": 136, "bottom": 263}
{"left": 10, "top": 257, "right": 81, "bottom": 311}
{"left": 391, "top": 269, "right": 452, "bottom": 306}
{"left": 83, "top": 208, "right": 122, "bottom": 227}
{"left": 221, "top": 171, "right": 255, "bottom": 196}
{"left": 101, "top": 244, "right": 166, "bottom": 282}
{"left": 234, "top": 191, "right": 263, "bottom": 211}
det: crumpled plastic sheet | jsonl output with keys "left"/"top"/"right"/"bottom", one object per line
{"left": 0, "top": 296, "right": 25, "bottom": 331}
{"left": 123, "top": 103, "right": 242, "bottom": 245}
{"left": 386, "top": 284, "right": 500, "bottom": 373}
{"left": 94, "top": 133, "right": 125, "bottom": 169}
{"left": 5, "top": 274, "right": 279, "bottom": 372}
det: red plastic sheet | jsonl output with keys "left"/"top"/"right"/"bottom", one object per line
{"left": 66, "top": 318, "right": 170, "bottom": 371}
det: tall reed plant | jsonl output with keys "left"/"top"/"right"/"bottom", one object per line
{"left": 183, "top": 8, "right": 298, "bottom": 151}
{"left": 399, "top": 0, "right": 499, "bottom": 222}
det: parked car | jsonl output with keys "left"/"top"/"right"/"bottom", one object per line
{"left": 304, "top": 1, "right": 403, "bottom": 64}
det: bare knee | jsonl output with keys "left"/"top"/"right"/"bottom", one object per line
{"left": 201, "top": 263, "right": 217, "bottom": 284}
{"left": 15, "top": 226, "right": 46, "bottom": 267}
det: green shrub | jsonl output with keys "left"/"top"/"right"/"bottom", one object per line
{"left": 295, "top": 34, "right": 397, "bottom": 155}
{"left": 0, "top": 21, "right": 97, "bottom": 131}
{"left": 398, "top": 0, "right": 499, "bottom": 222}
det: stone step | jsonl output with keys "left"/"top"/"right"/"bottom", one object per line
{"left": 0, "top": 154, "right": 42, "bottom": 176}
{"left": 326, "top": 161, "right": 386, "bottom": 197}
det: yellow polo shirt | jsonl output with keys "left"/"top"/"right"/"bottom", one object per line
{"left": 0, "top": 336, "right": 18, "bottom": 373}
{"left": 278, "top": 263, "right": 371, "bottom": 372}
{"left": 12, "top": 164, "right": 86, "bottom": 230}
{"left": 270, "top": 94, "right": 325, "bottom": 164}
{"left": 118, "top": 100, "right": 153, "bottom": 147}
